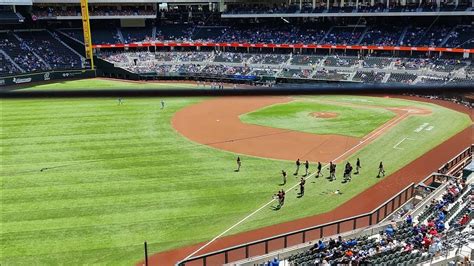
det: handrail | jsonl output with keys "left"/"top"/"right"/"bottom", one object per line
{"left": 177, "top": 144, "right": 473, "bottom": 265}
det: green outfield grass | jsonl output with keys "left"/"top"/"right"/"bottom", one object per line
{"left": 1, "top": 94, "right": 471, "bottom": 265}
{"left": 15, "top": 78, "right": 197, "bottom": 91}
{"left": 240, "top": 100, "right": 396, "bottom": 138}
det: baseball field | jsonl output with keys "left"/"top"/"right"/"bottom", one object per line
{"left": 1, "top": 79, "right": 472, "bottom": 265}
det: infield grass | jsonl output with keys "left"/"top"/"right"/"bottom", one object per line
{"left": 240, "top": 100, "right": 396, "bottom": 138}
{"left": 1, "top": 92, "right": 471, "bottom": 265}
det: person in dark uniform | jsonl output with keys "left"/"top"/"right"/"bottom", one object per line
{"left": 281, "top": 170, "right": 287, "bottom": 185}
{"left": 299, "top": 178, "right": 306, "bottom": 196}
{"left": 275, "top": 190, "right": 285, "bottom": 208}
{"left": 118, "top": 98, "right": 123, "bottom": 105}
{"left": 294, "top": 159, "right": 301, "bottom": 176}
{"left": 236, "top": 156, "right": 241, "bottom": 172}
{"left": 329, "top": 162, "right": 336, "bottom": 181}
{"left": 377, "top": 161, "right": 386, "bottom": 178}
{"left": 355, "top": 158, "right": 361, "bottom": 175}
{"left": 274, "top": 191, "right": 282, "bottom": 208}
{"left": 343, "top": 162, "right": 353, "bottom": 182}
{"left": 304, "top": 160, "right": 309, "bottom": 176}
{"left": 316, "top": 162, "right": 322, "bottom": 178}
{"left": 281, "top": 190, "right": 286, "bottom": 206}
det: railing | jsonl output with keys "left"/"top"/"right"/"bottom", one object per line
{"left": 437, "top": 145, "right": 473, "bottom": 175}
{"left": 177, "top": 145, "right": 473, "bottom": 266}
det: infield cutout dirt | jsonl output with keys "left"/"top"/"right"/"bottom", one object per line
{"left": 172, "top": 96, "right": 431, "bottom": 163}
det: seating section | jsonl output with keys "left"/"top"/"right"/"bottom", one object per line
{"left": 0, "top": 30, "right": 88, "bottom": 77}
{"left": 322, "top": 27, "right": 365, "bottom": 45}
{"left": 291, "top": 55, "right": 324, "bottom": 66}
{"left": 100, "top": 51, "right": 473, "bottom": 85}
{"left": 445, "top": 25, "right": 473, "bottom": 48}
{"left": 388, "top": 73, "right": 417, "bottom": 83}
{"left": 394, "top": 58, "right": 433, "bottom": 70}
{"left": 91, "top": 28, "right": 121, "bottom": 44}
{"left": 313, "top": 69, "right": 351, "bottom": 81}
{"left": 249, "top": 54, "right": 289, "bottom": 65}
{"left": 353, "top": 71, "right": 385, "bottom": 83}
{"left": 360, "top": 26, "right": 404, "bottom": 46}
{"left": 226, "top": 66, "right": 252, "bottom": 76}
{"left": 402, "top": 26, "right": 452, "bottom": 47}
{"left": 121, "top": 27, "right": 153, "bottom": 43}
{"left": 284, "top": 178, "right": 471, "bottom": 265}
{"left": 362, "top": 57, "right": 392, "bottom": 68}
{"left": 0, "top": 32, "right": 49, "bottom": 74}
{"left": 201, "top": 64, "right": 231, "bottom": 76}
{"left": 32, "top": 6, "right": 155, "bottom": 18}
{"left": 224, "top": 3, "right": 471, "bottom": 14}
{"left": 252, "top": 68, "right": 279, "bottom": 77}
{"left": 175, "top": 64, "right": 203, "bottom": 73}
{"left": 156, "top": 25, "right": 193, "bottom": 42}
{"left": 49, "top": 23, "right": 473, "bottom": 50}
{"left": 61, "top": 29, "right": 84, "bottom": 43}
{"left": 431, "top": 59, "right": 467, "bottom": 72}
{"left": 192, "top": 26, "right": 227, "bottom": 42}
{"left": 0, "top": 51, "right": 20, "bottom": 76}
{"left": 280, "top": 68, "right": 313, "bottom": 79}
{"left": 213, "top": 52, "right": 252, "bottom": 63}
{"left": 324, "top": 56, "right": 359, "bottom": 67}
{"left": 15, "top": 31, "right": 82, "bottom": 71}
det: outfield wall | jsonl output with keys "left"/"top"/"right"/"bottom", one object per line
{"left": 0, "top": 69, "right": 96, "bottom": 88}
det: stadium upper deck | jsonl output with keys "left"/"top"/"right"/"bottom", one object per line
{"left": 0, "top": 0, "right": 472, "bottom": 84}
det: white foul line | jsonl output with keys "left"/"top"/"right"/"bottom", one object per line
{"left": 181, "top": 110, "right": 412, "bottom": 261}
{"left": 393, "top": 137, "right": 416, "bottom": 150}
{"left": 393, "top": 137, "right": 407, "bottom": 150}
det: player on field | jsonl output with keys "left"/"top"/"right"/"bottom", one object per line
{"left": 161, "top": 100, "right": 165, "bottom": 109}
{"left": 355, "top": 158, "right": 361, "bottom": 174}
{"left": 294, "top": 158, "right": 301, "bottom": 176}
{"left": 316, "top": 161, "right": 322, "bottom": 178}
{"left": 281, "top": 170, "right": 287, "bottom": 185}
{"left": 236, "top": 156, "right": 241, "bottom": 172}
{"left": 281, "top": 190, "right": 286, "bottom": 206}
{"left": 118, "top": 98, "right": 123, "bottom": 105}
{"left": 343, "top": 162, "right": 353, "bottom": 182}
{"left": 299, "top": 178, "right": 306, "bottom": 196}
{"left": 377, "top": 161, "right": 386, "bottom": 178}
{"left": 304, "top": 160, "right": 309, "bottom": 176}
{"left": 329, "top": 162, "right": 336, "bottom": 181}
{"left": 275, "top": 190, "right": 285, "bottom": 208}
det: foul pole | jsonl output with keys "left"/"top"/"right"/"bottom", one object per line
{"left": 80, "top": 0, "right": 94, "bottom": 69}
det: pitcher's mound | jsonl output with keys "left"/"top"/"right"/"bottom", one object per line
{"left": 310, "top": 112, "right": 339, "bottom": 118}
